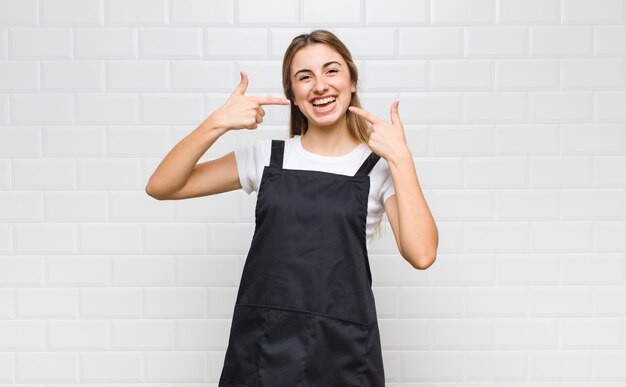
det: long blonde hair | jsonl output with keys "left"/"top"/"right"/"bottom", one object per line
{"left": 281, "top": 29, "right": 370, "bottom": 143}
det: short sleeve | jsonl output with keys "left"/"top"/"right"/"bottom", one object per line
{"left": 233, "top": 138, "right": 271, "bottom": 194}
{"left": 379, "top": 160, "right": 396, "bottom": 204}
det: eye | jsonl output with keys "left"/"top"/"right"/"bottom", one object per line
{"left": 298, "top": 69, "right": 339, "bottom": 81}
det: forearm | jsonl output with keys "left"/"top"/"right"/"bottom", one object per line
{"left": 387, "top": 148, "right": 438, "bottom": 269}
{"left": 145, "top": 117, "right": 227, "bottom": 198}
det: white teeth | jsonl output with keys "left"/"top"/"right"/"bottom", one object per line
{"left": 312, "top": 97, "right": 336, "bottom": 105}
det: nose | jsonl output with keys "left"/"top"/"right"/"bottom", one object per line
{"left": 314, "top": 77, "right": 329, "bottom": 93}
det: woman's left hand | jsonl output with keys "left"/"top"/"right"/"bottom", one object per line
{"left": 348, "top": 101, "right": 409, "bottom": 162}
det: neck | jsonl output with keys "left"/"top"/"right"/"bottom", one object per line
{"left": 301, "top": 117, "right": 360, "bottom": 157}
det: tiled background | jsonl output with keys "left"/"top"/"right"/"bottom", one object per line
{"left": 1, "top": 0, "right": 626, "bottom": 385}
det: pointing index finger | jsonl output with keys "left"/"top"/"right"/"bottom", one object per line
{"left": 252, "top": 96, "right": 292, "bottom": 106}
{"left": 348, "top": 105, "right": 380, "bottom": 124}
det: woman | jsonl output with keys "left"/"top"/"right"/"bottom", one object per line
{"left": 146, "top": 29, "right": 438, "bottom": 387}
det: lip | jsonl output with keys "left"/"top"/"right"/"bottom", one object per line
{"left": 311, "top": 99, "right": 337, "bottom": 115}
{"left": 309, "top": 95, "right": 337, "bottom": 104}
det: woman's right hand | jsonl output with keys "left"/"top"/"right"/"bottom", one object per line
{"left": 207, "top": 71, "right": 291, "bottom": 132}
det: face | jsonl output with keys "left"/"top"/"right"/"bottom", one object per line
{"left": 290, "top": 43, "right": 356, "bottom": 128}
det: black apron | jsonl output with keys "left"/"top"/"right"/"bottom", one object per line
{"left": 218, "top": 139, "right": 385, "bottom": 387}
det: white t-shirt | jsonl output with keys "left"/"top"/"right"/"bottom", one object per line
{"left": 233, "top": 134, "right": 396, "bottom": 244}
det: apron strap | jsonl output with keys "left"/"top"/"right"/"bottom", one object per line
{"left": 354, "top": 151, "right": 381, "bottom": 177}
{"left": 270, "top": 139, "right": 285, "bottom": 169}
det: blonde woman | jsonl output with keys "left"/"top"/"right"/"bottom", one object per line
{"left": 146, "top": 29, "right": 438, "bottom": 387}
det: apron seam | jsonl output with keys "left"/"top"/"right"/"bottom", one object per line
{"left": 255, "top": 306, "right": 270, "bottom": 386}
{"left": 356, "top": 324, "right": 375, "bottom": 387}
{"left": 295, "top": 313, "right": 315, "bottom": 386}
{"left": 235, "top": 302, "right": 369, "bottom": 328}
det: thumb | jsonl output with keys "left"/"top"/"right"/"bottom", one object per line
{"left": 231, "top": 71, "right": 249, "bottom": 97}
{"left": 390, "top": 100, "right": 401, "bottom": 126}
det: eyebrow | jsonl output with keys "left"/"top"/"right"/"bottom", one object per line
{"left": 294, "top": 61, "right": 342, "bottom": 78}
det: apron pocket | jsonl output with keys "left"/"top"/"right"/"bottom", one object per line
{"left": 257, "top": 307, "right": 311, "bottom": 384}
{"left": 221, "top": 304, "right": 311, "bottom": 387}
{"left": 220, "top": 304, "right": 266, "bottom": 386}
{"left": 303, "top": 313, "right": 369, "bottom": 387}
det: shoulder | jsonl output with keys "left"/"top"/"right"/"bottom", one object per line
{"left": 371, "top": 154, "right": 391, "bottom": 178}
{"left": 234, "top": 137, "right": 272, "bottom": 162}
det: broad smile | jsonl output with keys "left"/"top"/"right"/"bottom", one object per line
{"left": 309, "top": 95, "right": 337, "bottom": 114}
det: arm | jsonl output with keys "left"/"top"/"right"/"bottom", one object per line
{"left": 145, "top": 71, "right": 290, "bottom": 200}
{"left": 383, "top": 150, "right": 438, "bottom": 270}
{"left": 348, "top": 101, "right": 438, "bottom": 270}
{"left": 145, "top": 120, "right": 241, "bottom": 200}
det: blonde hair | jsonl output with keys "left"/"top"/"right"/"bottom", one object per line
{"left": 281, "top": 29, "right": 370, "bottom": 143}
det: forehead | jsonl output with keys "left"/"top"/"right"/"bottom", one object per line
{"left": 291, "top": 44, "right": 344, "bottom": 73}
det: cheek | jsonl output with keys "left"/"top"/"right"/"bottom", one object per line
{"left": 337, "top": 78, "right": 353, "bottom": 93}
{"left": 292, "top": 87, "right": 307, "bottom": 102}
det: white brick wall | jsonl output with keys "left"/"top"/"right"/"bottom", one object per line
{"left": 0, "top": 0, "right": 625, "bottom": 385}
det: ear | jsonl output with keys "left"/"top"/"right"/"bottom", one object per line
{"left": 351, "top": 80, "right": 356, "bottom": 93}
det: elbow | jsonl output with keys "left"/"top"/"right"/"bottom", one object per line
{"left": 407, "top": 230, "right": 439, "bottom": 270}
{"left": 413, "top": 254, "right": 436, "bottom": 270}
{"left": 145, "top": 185, "right": 159, "bottom": 200}
{"left": 402, "top": 247, "right": 437, "bottom": 270}
{"left": 145, "top": 181, "right": 166, "bottom": 200}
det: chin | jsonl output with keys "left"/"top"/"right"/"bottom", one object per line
{"left": 307, "top": 112, "right": 343, "bottom": 123}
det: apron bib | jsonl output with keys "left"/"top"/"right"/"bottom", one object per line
{"left": 219, "top": 139, "right": 385, "bottom": 387}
